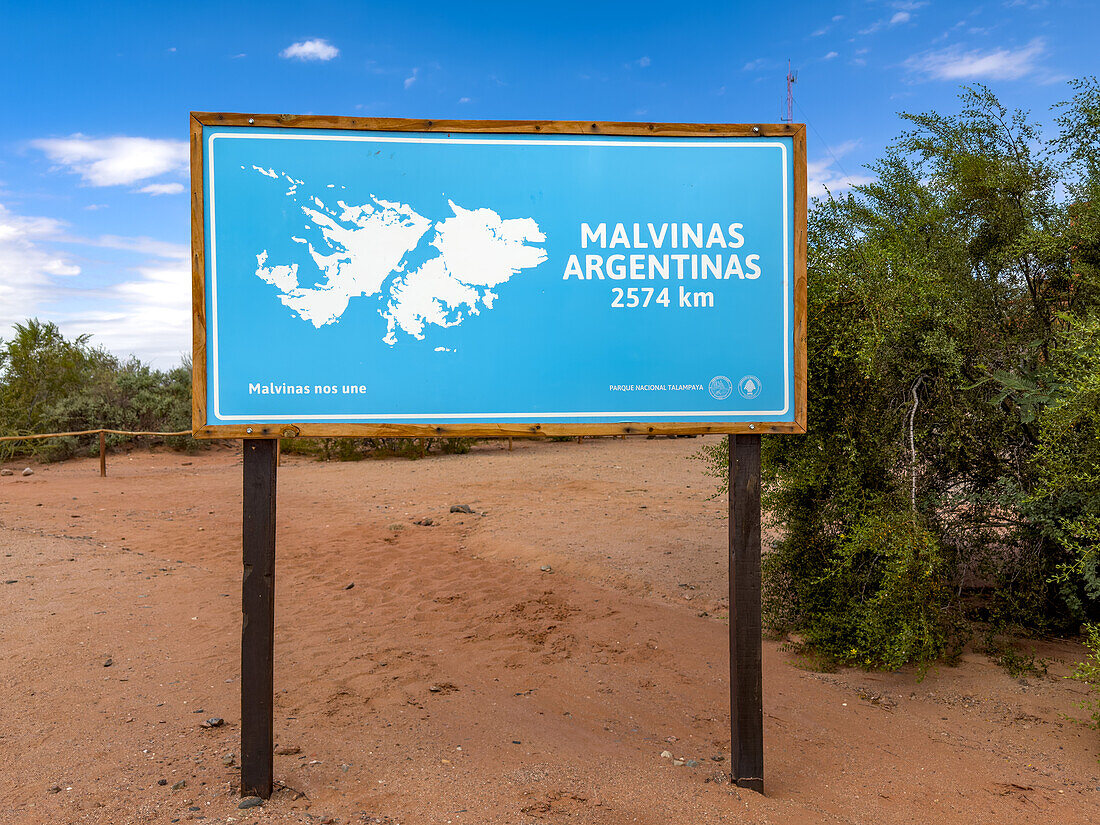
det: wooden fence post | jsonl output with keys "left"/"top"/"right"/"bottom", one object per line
{"left": 99, "top": 430, "right": 106, "bottom": 478}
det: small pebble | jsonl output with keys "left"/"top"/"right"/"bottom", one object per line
{"left": 22, "top": 468, "right": 33, "bottom": 477}
{"left": 157, "top": 779, "right": 168, "bottom": 786}
{"left": 540, "top": 565, "right": 552, "bottom": 573}
{"left": 343, "top": 583, "right": 355, "bottom": 590}
{"left": 47, "top": 785, "right": 61, "bottom": 794}
{"left": 449, "top": 504, "right": 474, "bottom": 514}
{"left": 711, "top": 754, "right": 725, "bottom": 762}
{"left": 238, "top": 796, "right": 263, "bottom": 809}
{"left": 201, "top": 717, "right": 225, "bottom": 728}
{"left": 103, "top": 658, "right": 113, "bottom": 668}
{"left": 171, "top": 780, "right": 186, "bottom": 790}
{"left": 660, "top": 750, "right": 673, "bottom": 759}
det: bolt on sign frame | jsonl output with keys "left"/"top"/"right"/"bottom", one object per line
{"left": 190, "top": 112, "right": 807, "bottom": 798}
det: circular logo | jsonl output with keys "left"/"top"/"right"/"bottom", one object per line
{"left": 738, "top": 375, "right": 762, "bottom": 400}
{"left": 708, "top": 375, "right": 733, "bottom": 400}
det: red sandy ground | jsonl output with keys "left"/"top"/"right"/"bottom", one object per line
{"left": 0, "top": 436, "right": 1097, "bottom": 824}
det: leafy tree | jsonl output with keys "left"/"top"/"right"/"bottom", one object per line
{"left": 0, "top": 319, "right": 114, "bottom": 436}
{"left": 0, "top": 319, "right": 194, "bottom": 458}
{"left": 1032, "top": 314, "right": 1100, "bottom": 611}
{"left": 700, "top": 79, "right": 1100, "bottom": 670}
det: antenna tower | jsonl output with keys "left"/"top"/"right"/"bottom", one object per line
{"left": 784, "top": 60, "right": 798, "bottom": 123}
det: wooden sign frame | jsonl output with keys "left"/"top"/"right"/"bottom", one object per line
{"left": 190, "top": 113, "right": 807, "bottom": 439}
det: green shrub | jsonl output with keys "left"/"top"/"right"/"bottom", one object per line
{"left": 278, "top": 436, "right": 475, "bottom": 460}
{"left": 698, "top": 80, "right": 1100, "bottom": 673}
{"left": 0, "top": 320, "right": 195, "bottom": 459}
{"left": 1073, "top": 623, "right": 1100, "bottom": 729}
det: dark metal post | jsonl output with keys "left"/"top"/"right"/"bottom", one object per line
{"left": 729, "top": 434, "right": 763, "bottom": 793}
{"left": 99, "top": 430, "right": 107, "bottom": 477}
{"left": 241, "top": 438, "right": 277, "bottom": 798}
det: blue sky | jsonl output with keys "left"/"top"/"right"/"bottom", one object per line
{"left": 1, "top": 0, "right": 1095, "bottom": 366}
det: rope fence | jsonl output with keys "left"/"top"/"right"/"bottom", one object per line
{"left": 0, "top": 428, "right": 191, "bottom": 443}
{"left": 0, "top": 428, "right": 633, "bottom": 477}
{"left": 0, "top": 428, "right": 192, "bottom": 477}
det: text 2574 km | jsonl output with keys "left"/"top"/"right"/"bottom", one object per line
{"left": 610, "top": 286, "right": 715, "bottom": 309}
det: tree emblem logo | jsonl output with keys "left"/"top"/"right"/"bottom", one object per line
{"left": 708, "top": 375, "right": 733, "bottom": 400}
{"left": 738, "top": 375, "right": 762, "bottom": 399}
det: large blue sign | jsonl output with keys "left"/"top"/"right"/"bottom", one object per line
{"left": 196, "top": 119, "right": 804, "bottom": 432}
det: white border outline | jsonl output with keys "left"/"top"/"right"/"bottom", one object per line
{"left": 206, "top": 130, "right": 791, "bottom": 421}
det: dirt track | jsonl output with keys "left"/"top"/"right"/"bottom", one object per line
{"left": 1, "top": 436, "right": 1097, "bottom": 824}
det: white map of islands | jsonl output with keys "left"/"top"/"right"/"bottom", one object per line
{"left": 249, "top": 165, "right": 547, "bottom": 346}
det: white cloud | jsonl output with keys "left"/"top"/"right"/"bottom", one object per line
{"left": 824, "top": 51, "right": 839, "bottom": 60}
{"left": 32, "top": 135, "right": 187, "bottom": 187}
{"left": 904, "top": 38, "right": 1046, "bottom": 81}
{"left": 280, "top": 39, "right": 338, "bottom": 61}
{"left": 138, "top": 182, "right": 185, "bottom": 196}
{"left": 813, "top": 14, "right": 844, "bottom": 36}
{"left": 457, "top": 96, "right": 471, "bottom": 104}
{"left": 634, "top": 56, "right": 651, "bottom": 68}
{"left": 91, "top": 235, "right": 189, "bottom": 260}
{"left": 404, "top": 67, "right": 419, "bottom": 89}
{"left": 0, "top": 204, "right": 80, "bottom": 334}
{"left": 807, "top": 140, "right": 875, "bottom": 199}
{"left": 859, "top": 7, "right": 916, "bottom": 35}
{"left": 0, "top": 203, "right": 189, "bottom": 366}
{"left": 73, "top": 260, "right": 191, "bottom": 366}
{"left": 742, "top": 58, "right": 768, "bottom": 71}
{"left": 72, "top": 234, "right": 189, "bottom": 365}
